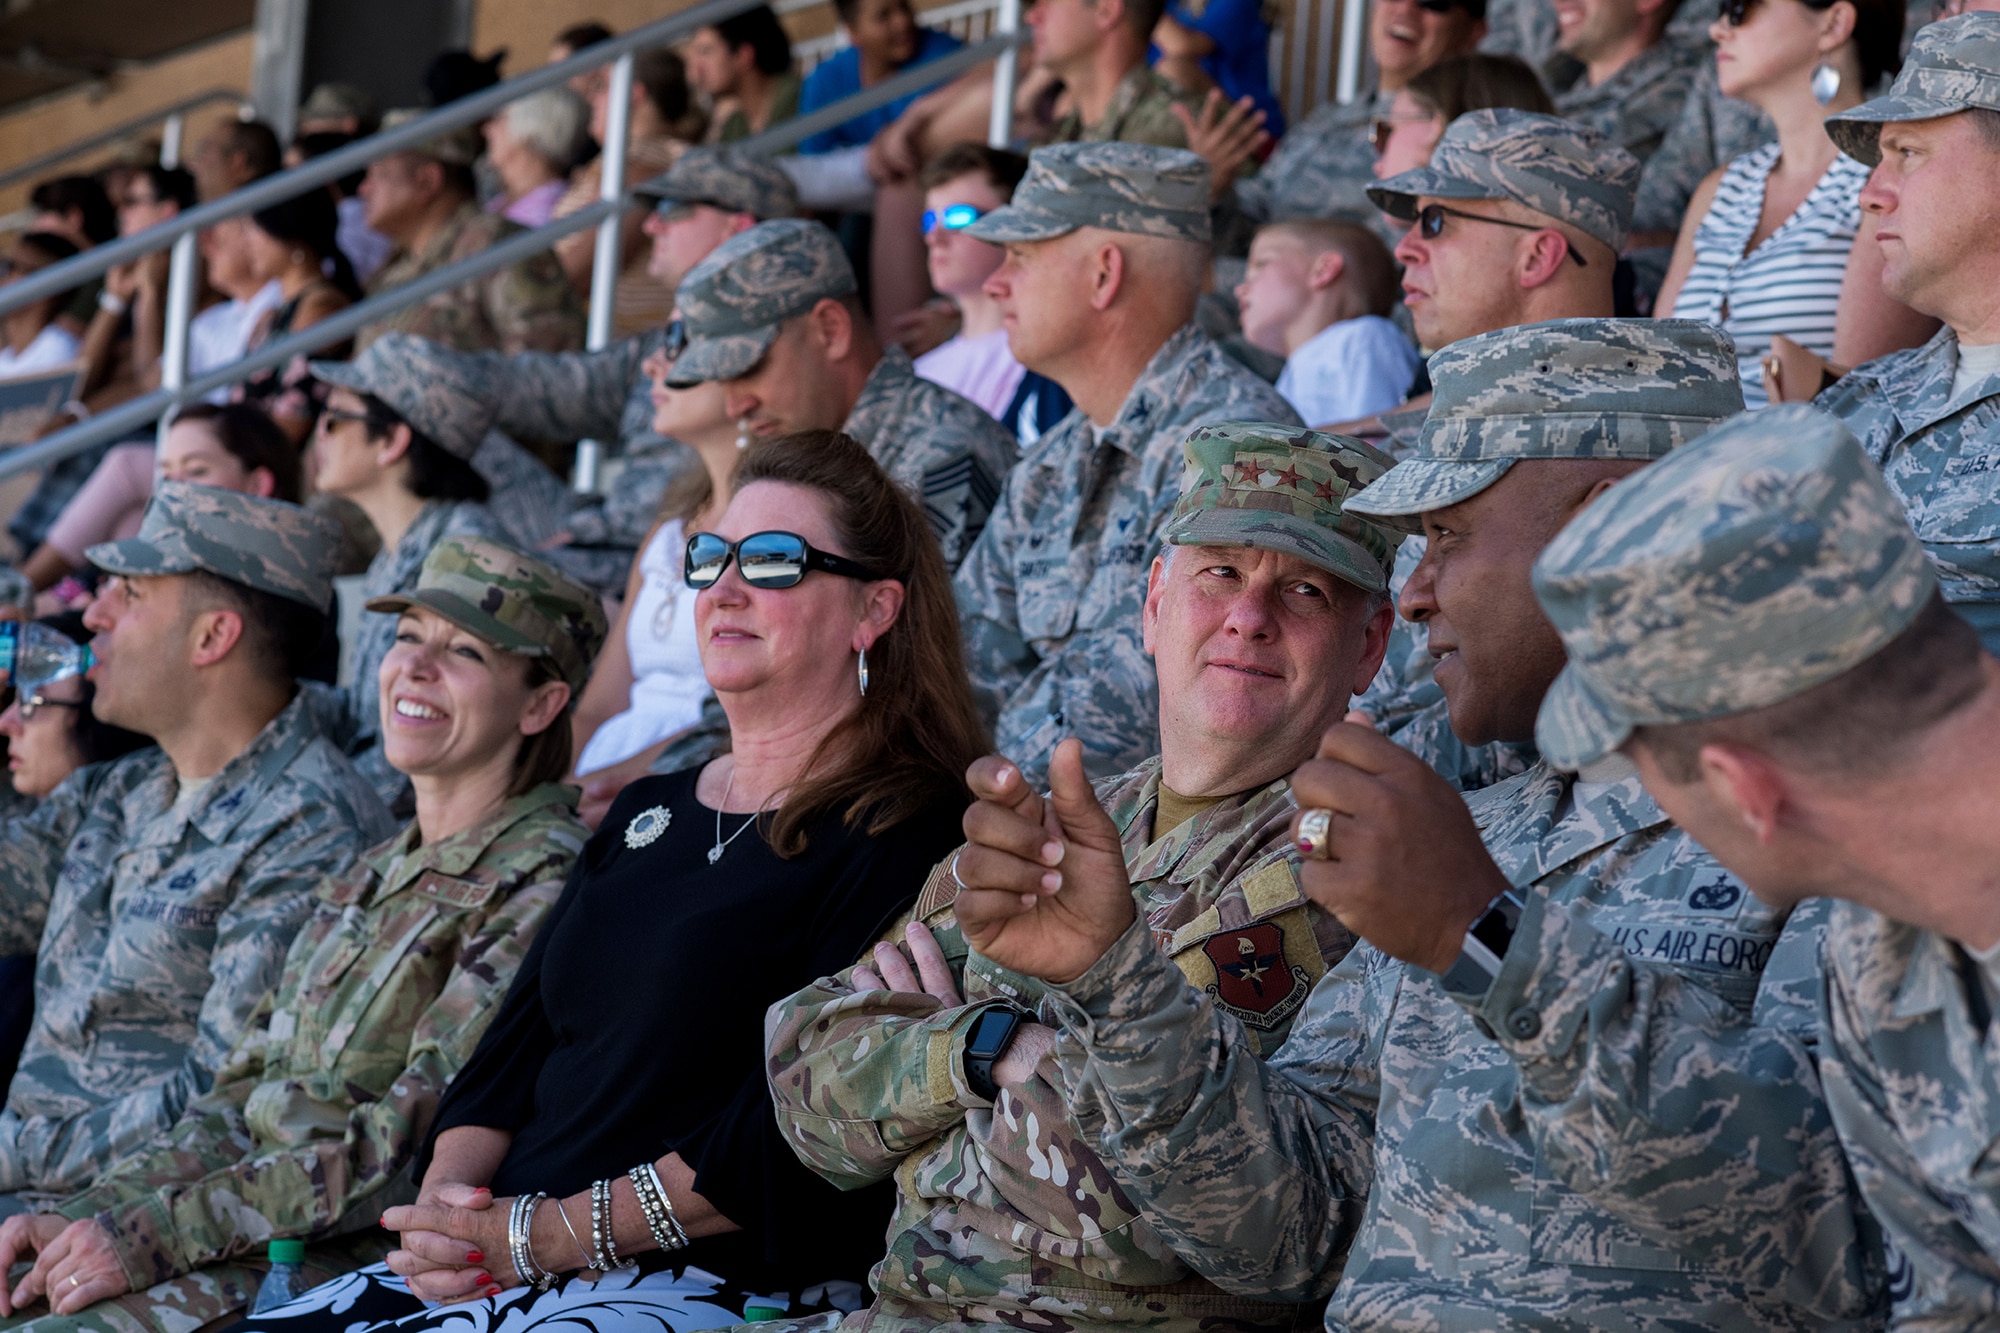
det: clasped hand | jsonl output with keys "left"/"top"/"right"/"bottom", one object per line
{"left": 381, "top": 1183, "right": 524, "bottom": 1304}
{"left": 0, "top": 1212, "right": 130, "bottom": 1316}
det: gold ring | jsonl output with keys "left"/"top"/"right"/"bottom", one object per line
{"left": 1296, "top": 807, "right": 1334, "bottom": 861}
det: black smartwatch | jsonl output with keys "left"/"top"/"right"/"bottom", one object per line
{"left": 962, "top": 1004, "right": 1029, "bottom": 1103}
{"left": 1437, "top": 888, "right": 1527, "bottom": 998}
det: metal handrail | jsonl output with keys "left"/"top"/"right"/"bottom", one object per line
{"left": 0, "top": 87, "right": 247, "bottom": 192}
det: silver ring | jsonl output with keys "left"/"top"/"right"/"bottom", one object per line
{"left": 950, "top": 849, "right": 970, "bottom": 892}
{"left": 67, "top": 1276, "right": 80, "bottom": 1289}
{"left": 1296, "top": 807, "right": 1334, "bottom": 861}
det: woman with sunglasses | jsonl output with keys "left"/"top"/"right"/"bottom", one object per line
{"left": 0, "top": 612, "right": 149, "bottom": 802}
{"left": 1657, "top": 0, "right": 1923, "bottom": 405}
{"left": 231, "top": 430, "right": 985, "bottom": 1333}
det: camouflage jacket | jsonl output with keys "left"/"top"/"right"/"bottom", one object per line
{"left": 357, "top": 203, "right": 586, "bottom": 358}
{"left": 1042, "top": 760, "right": 1871, "bottom": 1331}
{"left": 1546, "top": 41, "right": 1703, "bottom": 164}
{"left": 0, "top": 695, "right": 393, "bottom": 1196}
{"left": 1047, "top": 66, "right": 1197, "bottom": 150}
{"left": 953, "top": 325, "right": 1300, "bottom": 786}
{"left": 844, "top": 347, "right": 1019, "bottom": 566}
{"left": 1632, "top": 59, "right": 1775, "bottom": 235}
{"left": 1233, "top": 93, "right": 1391, "bottom": 228}
{"left": 1818, "top": 326, "right": 2000, "bottom": 652}
{"left": 766, "top": 758, "right": 1352, "bottom": 1331}
{"left": 53, "top": 784, "right": 583, "bottom": 1297}
{"left": 1818, "top": 902, "right": 2000, "bottom": 1329}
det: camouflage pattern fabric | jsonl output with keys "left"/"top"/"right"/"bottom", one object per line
{"left": 1825, "top": 13, "right": 2000, "bottom": 164}
{"left": 667, "top": 219, "right": 857, "bottom": 387}
{"left": 1546, "top": 41, "right": 1703, "bottom": 164}
{"left": 962, "top": 141, "right": 1212, "bottom": 245}
{"left": 1045, "top": 65, "right": 1199, "bottom": 152}
{"left": 377, "top": 109, "right": 482, "bottom": 168}
{"left": 1530, "top": 405, "right": 1938, "bottom": 769}
{"left": 86, "top": 483, "right": 343, "bottom": 613}
{"left": 0, "top": 1241, "right": 388, "bottom": 1333}
{"left": 1817, "top": 327, "right": 2000, "bottom": 652}
{"left": 1231, "top": 93, "right": 1392, "bottom": 229}
{"left": 765, "top": 757, "right": 1353, "bottom": 1332}
{"left": 1367, "top": 109, "right": 1643, "bottom": 253}
{"left": 1482, "top": 0, "right": 1721, "bottom": 69}
{"left": 356, "top": 203, "right": 585, "bottom": 357}
{"left": 634, "top": 145, "right": 801, "bottom": 220}
{"left": 953, "top": 325, "right": 1300, "bottom": 786}
{"left": 0, "top": 694, "right": 392, "bottom": 1197}
{"left": 841, "top": 347, "right": 1019, "bottom": 566}
{"left": 365, "top": 535, "right": 609, "bottom": 692}
{"left": 1038, "top": 758, "right": 1878, "bottom": 1329}
{"left": 12, "top": 786, "right": 585, "bottom": 1333}
{"left": 1632, "top": 59, "right": 1774, "bottom": 236}
{"left": 308, "top": 333, "right": 495, "bottom": 461}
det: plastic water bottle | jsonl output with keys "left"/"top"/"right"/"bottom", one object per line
{"left": 251, "top": 1239, "right": 306, "bottom": 1315}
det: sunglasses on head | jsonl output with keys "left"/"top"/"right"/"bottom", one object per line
{"left": 921, "top": 204, "right": 986, "bottom": 235}
{"left": 1415, "top": 202, "right": 1587, "bottom": 265}
{"left": 684, "top": 530, "right": 887, "bottom": 590}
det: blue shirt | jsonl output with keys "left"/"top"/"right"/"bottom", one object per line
{"left": 797, "top": 28, "right": 965, "bottom": 154}
{"left": 1166, "top": 0, "right": 1284, "bottom": 137}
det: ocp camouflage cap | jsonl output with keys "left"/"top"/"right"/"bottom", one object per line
{"left": 310, "top": 333, "right": 493, "bottom": 460}
{"left": 87, "top": 481, "right": 342, "bottom": 611}
{"left": 960, "top": 141, "right": 1212, "bottom": 245}
{"left": 1530, "top": 405, "right": 1938, "bottom": 771}
{"left": 365, "top": 535, "right": 609, "bottom": 692}
{"left": 1163, "top": 422, "right": 1402, "bottom": 593}
{"left": 1367, "top": 109, "right": 1641, "bottom": 253}
{"left": 634, "top": 146, "right": 799, "bottom": 221}
{"left": 1343, "top": 319, "right": 1744, "bottom": 534}
{"left": 299, "top": 82, "right": 378, "bottom": 126}
{"left": 666, "top": 218, "right": 857, "bottom": 386}
{"left": 379, "top": 108, "right": 482, "bottom": 168}
{"left": 1826, "top": 12, "right": 2000, "bottom": 164}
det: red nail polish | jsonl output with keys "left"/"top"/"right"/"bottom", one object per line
{"left": 485, "top": 1286, "right": 503, "bottom": 1298}
{"left": 466, "top": 1251, "right": 483, "bottom": 1264}
{"left": 472, "top": 1273, "right": 491, "bottom": 1286}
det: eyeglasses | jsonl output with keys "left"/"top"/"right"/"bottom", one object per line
{"left": 1415, "top": 202, "right": 1588, "bottom": 266}
{"left": 663, "top": 316, "right": 687, "bottom": 361}
{"left": 15, "top": 692, "right": 81, "bottom": 723}
{"left": 684, "top": 530, "right": 887, "bottom": 590}
{"left": 316, "top": 408, "right": 371, "bottom": 435}
{"left": 1372, "top": 112, "right": 1437, "bottom": 154}
{"left": 921, "top": 204, "right": 986, "bottom": 235}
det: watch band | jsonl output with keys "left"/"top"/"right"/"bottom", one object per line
{"left": 1437, "top": 888, "right": 1526, "bottom": 997}
{"left": 961, "top": 1004, "right": 1029, "bottom": 1104}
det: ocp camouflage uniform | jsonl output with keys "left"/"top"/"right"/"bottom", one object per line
{"left": 1546, "top": 40, "right": 1703, "bottom": 164}
{"left": 1047, "top": 65, "right": 1198, "bottom": 148}
{"left": 765, "top": 759, "right": 1352, "bottom": 1333}
{"left": 356, "top": 203, "right": 584, "bottom": 358}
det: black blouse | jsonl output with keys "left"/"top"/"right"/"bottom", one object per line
{"left": 422, "top": 765, "right": 964, "bottom": 1294}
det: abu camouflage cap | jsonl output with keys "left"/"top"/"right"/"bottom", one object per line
{"left": 635, "top": 146, "right": 799, "bottom": 221}
{"left": 1826, "top": 12, "right": 2000, "bottom": 165}
{"left": 378, "top": 107, "right": 482, "bottom": 168}
{"left": 1162, "top": 422, "right": 1402, "bottom": 594}
{"left": 310, "top": 333, "right": 494, "bottom": 461}
{"left": 960, "top": 141, "right": 1212, "bottom": 245}
{"left": 1367, "top": 108, "right": 1641, "bottom": 253}
{"left": 667, "top": 218, "right": 856, "bottom": 387}
{"left": 1531, "top": 405, "right": 1938, "bottom": 771}
{"left": 365, "top": 535, "right": 609, "bottom": 692}
{"left": 88, "top": 481, "right": 342, "bottom": 611}
{"left": 1344, "top": 319, "right": 1744, "bottom": 534}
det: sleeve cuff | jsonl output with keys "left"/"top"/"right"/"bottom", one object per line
{"left": 925, "top": 1002, "right": 1015, "bottom": 1110}
{"left": 1044, "top": 915, "right": 1181, "bottom": 1039}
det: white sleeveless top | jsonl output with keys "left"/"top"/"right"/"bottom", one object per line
{"left": 575, "top": 519, "right": 712, "bottom": 776}
{"left": 1672, "top": 143, "right": 1867, "bottom": 409}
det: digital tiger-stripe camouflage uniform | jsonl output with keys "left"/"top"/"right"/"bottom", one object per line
{"left": 0, "top": 538, "right": 608, "bottom": 1333}
{"left": 763, "top": 423, "right": 1402, "bottom": 1333}
{"left": 0, "top": 484, "right": 394, "bottom": 1209}
{"left": 1033, "top": 322, "right": 1888, "bottom": 1331}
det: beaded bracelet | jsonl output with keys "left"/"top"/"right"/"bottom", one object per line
{"left": 628, "top": 1163, "right": 689, "bottom": 1254}
{"left": 589, "top": 1178, "right": 626, "bottom": 1272}
{"left": 508, "top": 1192, "right": 556, "bottom": 1290}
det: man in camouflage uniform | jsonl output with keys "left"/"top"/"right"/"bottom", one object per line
{"left": 948, "top": 320, "right": 1888, "bottom": 1330}
{"left": 1533, "top": 409, "right": 1999, "bottom": 1328}
{"left": 954, "top": 143, "right": 1299, "bottom": 788}
{"left": 0, "top": 537, "right": 603, "bottom": 1333}
{"left": 0, "top": 484, "right": 393, "bottom": 1210}
{"left": 1814, "top": 14, "right": 2000, "bottom": 650}
{"left": 1539, "top": 0, "right": 1702, "bottom": 164}
{"left": 666, "top": 218, "right": 1017, "bottom": 566}
{"left": 1032, "top": 0, "right": 1197, "bottom": 148}
{"left": 354, "top": 112, "right": 584, "bottom": 358}
{"left": 765, "top": 422, "right": 1400, "bottom": 1332}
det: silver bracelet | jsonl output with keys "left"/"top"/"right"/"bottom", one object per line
{"left": 589, "top": 1178, "right": 626, "bottom": 1272}
{"left": 552, "top": 1194, "right": 593, "bottom": 1274}
{"left": 508, "top": 1192, "right": 555, "bottom": 1290}
{"left": 628, "top": 1163, "right": 689, "bottom": 1254}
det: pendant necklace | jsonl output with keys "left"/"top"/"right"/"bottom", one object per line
{"left": 710, "top": 767, "right": 760, "bottom": 865}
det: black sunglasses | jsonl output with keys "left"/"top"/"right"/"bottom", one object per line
{"left": 684, "top": 530, "right": 887, "bottom": 590}
{"left": 663, "top": 316, "right": 687, "bottom": 362}
{"left": 1718, "top": 0, "right": 1759, "bottom": 22}
{"left": 1416, "top": 202, "right": 1587, "bottom": 266}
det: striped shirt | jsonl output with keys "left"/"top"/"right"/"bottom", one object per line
{"left": 1672, "top": 142, "right": 1868, "bottom": 408}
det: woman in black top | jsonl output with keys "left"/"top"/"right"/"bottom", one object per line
{"left": 225, "top": 430, "right": 987, "bottom": 1333}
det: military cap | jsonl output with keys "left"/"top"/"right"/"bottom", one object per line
{"left": 1367, "top": 109, "right": 1641, "bottom": 254}
{"left": 1826, "top": 13, "right": 2000, "bottom": 164}
{"left": 379, "top": 107, "right": 482, "bottom": 168}
{"left": 298, "top": 82, "right": 377, "bottom": 127}
{"left": 634, "top": 146, "right": 799, "bottom": 221}
{"left": 310, "top": 333, "right": 493, "bottom": 460}
{"left": 366, "top": 536, "right": 610, "bottom": 692}
{"left": 1344, "top": 319, "right": 1744, "bottom": 534}
{"left": 1162, "top": 423, "right": 1403, "bottom": 593}
{"left": 88, "top": 481, "right": 342, "bottom": 611}
{"left": 666, "top": 218, "right": 856, "bottom": 387}
{"left": 961, "top": 141, "right": 1212, "bottom": 245}
{"left": 1530, "top": 405, "right": 1938, "bottom": 771}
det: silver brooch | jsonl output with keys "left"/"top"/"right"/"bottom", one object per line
{"left": 624, "top": 806, "right": 672, "bottom": 849}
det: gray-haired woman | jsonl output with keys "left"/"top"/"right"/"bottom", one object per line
{"left": 484, "top": 87, "right": 587, "bottom": 229}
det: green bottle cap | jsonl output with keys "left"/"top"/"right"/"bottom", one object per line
{"left": 740, "top": 1302, "right": 787, "bottom": 1321}
{"left": 267, "top": 1239, "right": 306, "bottom": 1264}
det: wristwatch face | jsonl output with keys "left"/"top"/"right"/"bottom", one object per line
{"left": 966, "top": 1007, "right": 1023, "bottom": 1060}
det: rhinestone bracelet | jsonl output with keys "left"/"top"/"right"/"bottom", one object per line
{"left": 508, "top": 1192, "right": 555, "bottom": 1290}
{"left": 589, "top": 1177, "right": 626, "bottom": 1272}
{"left": 628, "top": 1163, "right": 689, "bottom": 1253}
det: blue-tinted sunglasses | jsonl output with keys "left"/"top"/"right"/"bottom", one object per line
{"left": 921, "top": 204, "right": 986, "bottom": 235}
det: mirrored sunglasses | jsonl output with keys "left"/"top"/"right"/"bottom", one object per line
{"left": 921, "top": 204, "right": 986, "bottom": 235}
{"left": 684, "top": 530, "right": 887, "bottom": 590}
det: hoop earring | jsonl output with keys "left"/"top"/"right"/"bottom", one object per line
{"left": 857, "top": 646, "right": 869, "bottom": 698}
{"left": 1811, "top": 61, "right": 1841, "bottom": 106}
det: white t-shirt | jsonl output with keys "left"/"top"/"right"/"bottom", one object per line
{"left": 1275, "top": 315, "right": 1423, "bottom": 427}
{"left": 189, "top": 280, "right": 285, "bottom": 402}
{"left": 575, "top": 518, "right": 714, "bottom": 775}
{"left": 1951, "top": 340, "right": 2000, "bottom": 407}
{"left": 913, "top": 328, "right": 1026, "bottom": 421}
{"left": 0, "top": 323, "right": 80, "bottom": 379}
